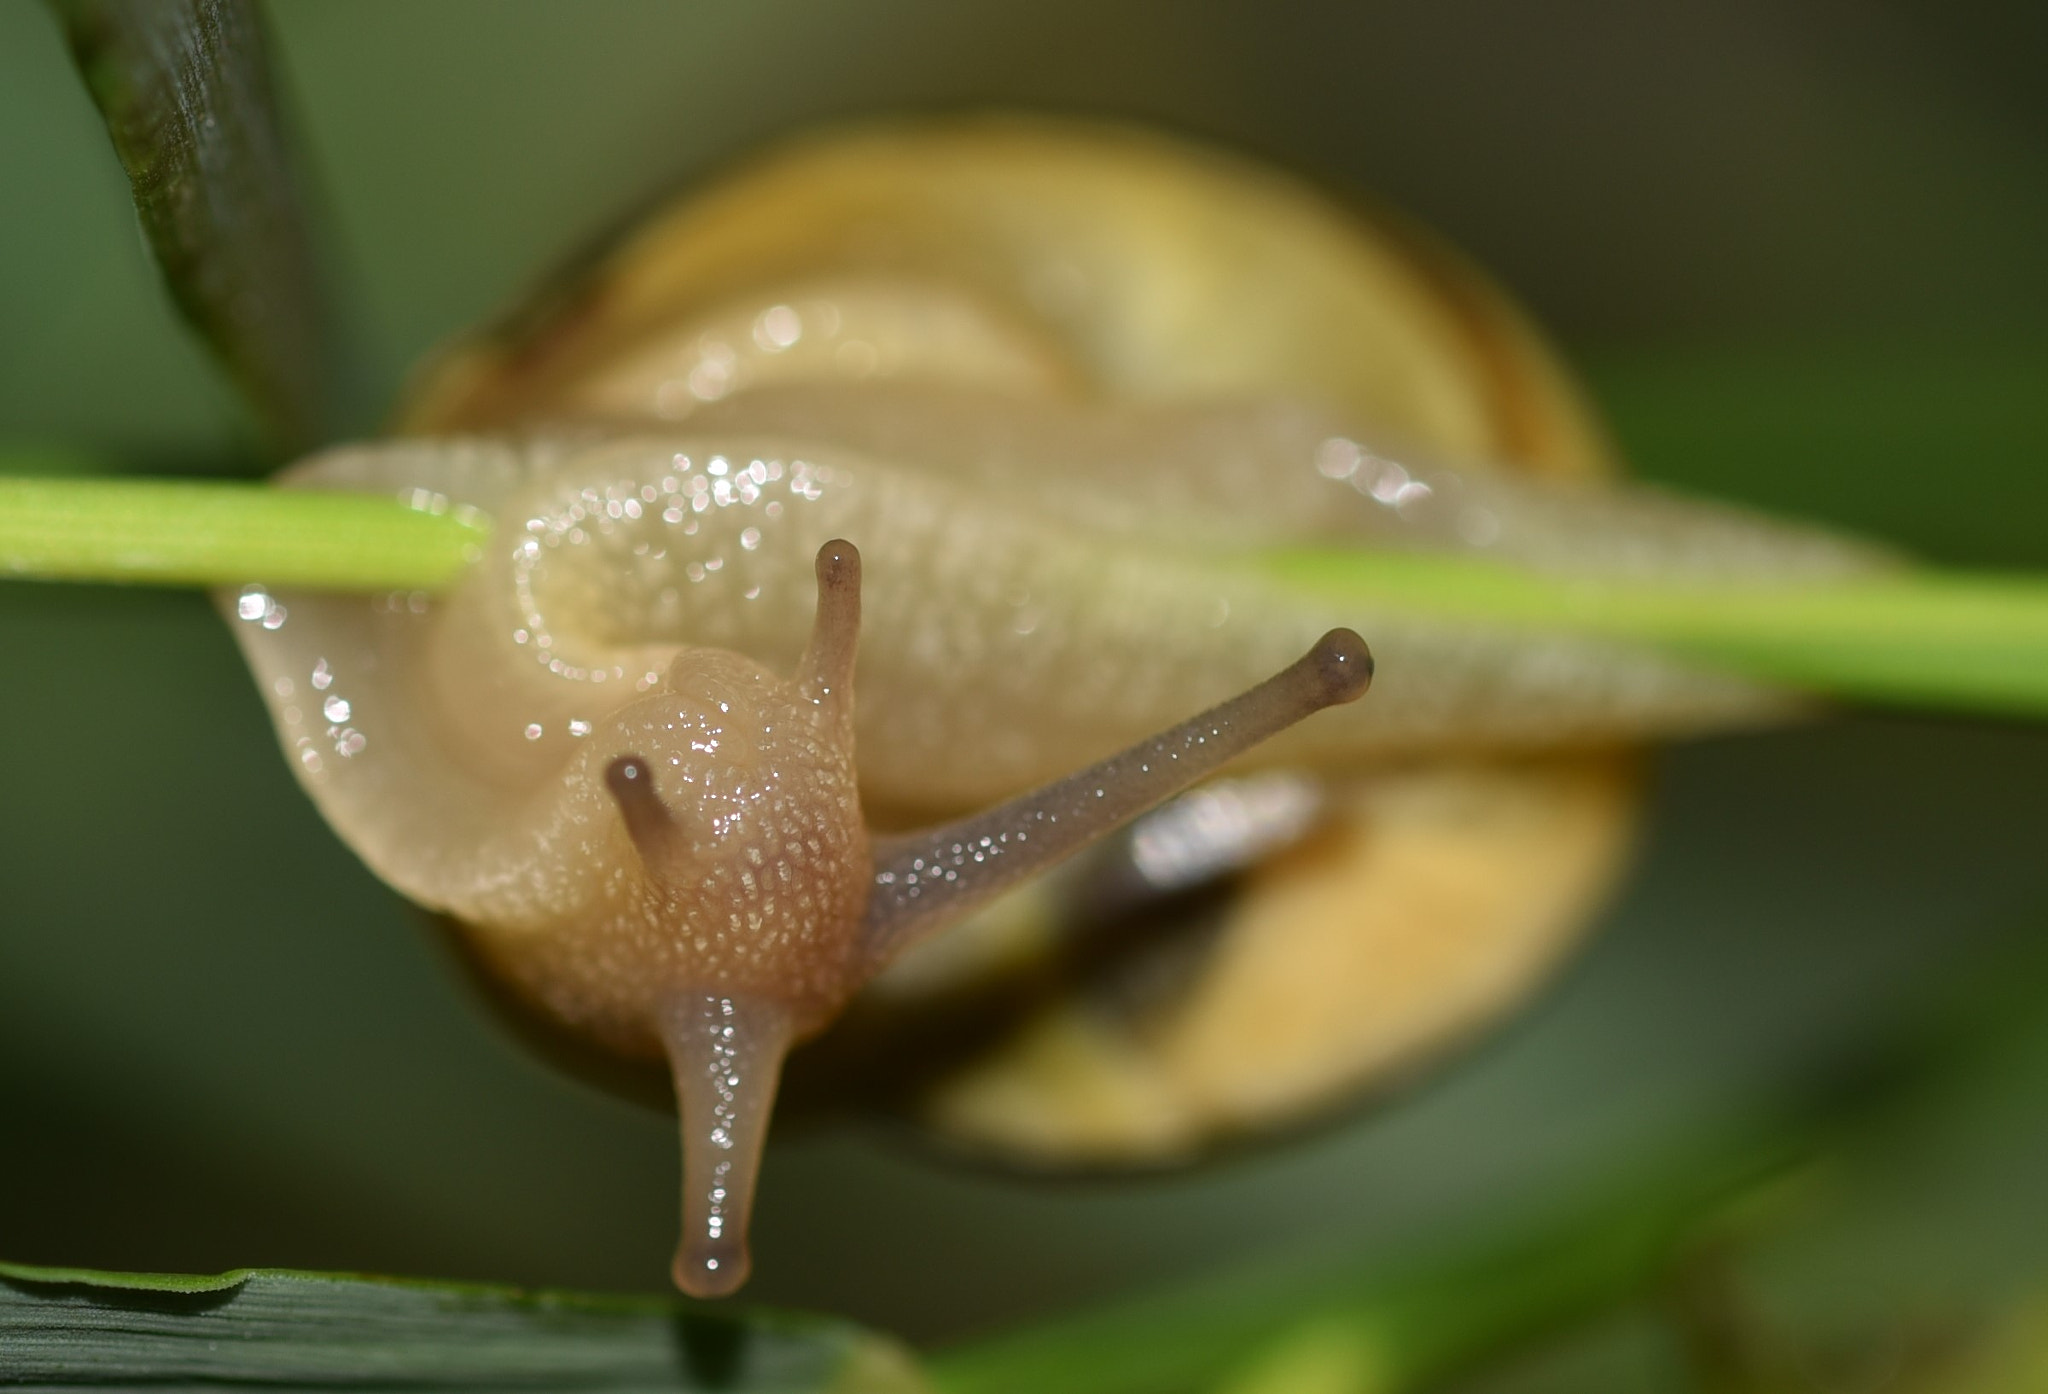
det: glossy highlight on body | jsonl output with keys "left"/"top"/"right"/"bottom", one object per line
{"left": 221, "top": 117, "right": 1893, "bottom": 1291}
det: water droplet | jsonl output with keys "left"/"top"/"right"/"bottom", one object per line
{"left": 1315, "top": 437, "right": 1364, "bottom": 479}
{"left": 752, "top": 303, "right": 801, "bottom": 352}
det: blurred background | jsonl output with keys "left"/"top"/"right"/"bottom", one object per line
{"left": 1, "top": 0, "right": 2045, "bottom": 1382}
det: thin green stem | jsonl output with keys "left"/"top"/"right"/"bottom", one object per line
{"left": 0, "top": 476, "right": 484, "bottom": 591}
{"left": 1259, "top": 548, "right": 2048, "bottom": 720}
{"left": 7, "top": 469, "right": 2048, "bottom": 722}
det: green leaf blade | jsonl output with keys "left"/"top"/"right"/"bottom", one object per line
{"left": 0, "top": 1260, "right": 929, "bottom": 1392}
{"left": 45, "top": 0, "right": 362, "bottom": 454}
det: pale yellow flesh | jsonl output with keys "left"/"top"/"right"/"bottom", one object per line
{"left": 221, "top": 118, "right": 1886, "bottom": 1289}
{"left": 245, "top": 397, "right": 1866, "bottom": 820}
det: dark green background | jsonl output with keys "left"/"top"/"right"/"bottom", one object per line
{"left": 1, "top": 0, "right": 2044, "bottom": 1371}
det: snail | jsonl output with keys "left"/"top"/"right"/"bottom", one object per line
{"left": 223, "top": 117, "right": 1881, "bottom": 1297}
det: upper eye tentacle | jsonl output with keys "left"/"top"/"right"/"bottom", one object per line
{"left": 860, "top": 628, "right": 1373, "bottom": 966}
{"left": 797, "top": 538, "right": 861, "bottom": 720}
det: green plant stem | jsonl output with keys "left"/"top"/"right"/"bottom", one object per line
{"left": 7, "top": 470, "right": 2048, "bottom": 721}
{"left": 1260, "top": 548, "right": 2048, "bottom": 720}
{"left": 0, "top": 476, "right": 484, "bottom": 591}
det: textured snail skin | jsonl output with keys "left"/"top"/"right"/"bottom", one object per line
{"left": 223, "top": 450, "right": 1381, "bottom": 1294}
{"left": 223, "top": 396, "right": 1876, "bottom": 1292}
{"left": 220, "top": 120, "right": 1894, "bottom": 1294}
{"left": 244, "top": 396, "right": 1881, "bottom": 810}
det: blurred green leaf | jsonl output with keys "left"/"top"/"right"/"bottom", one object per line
{"left": 45, "top": 0, "right": 360, "bottom": 455}
{"left": 926, "top": 1138, "right": 1788, "bottom": 1394}
{"left": 930, "top": 923, "right": 2048, "bottom": 1394}
{"left": 1923, "top": 1294, "right": 2048, "bottom": 1394}
{"left": 1588, "top": 343, "right": 2048, "bottom": 570}
{"left": 0, "top": 1259, "right": 929, "bottom": 1392}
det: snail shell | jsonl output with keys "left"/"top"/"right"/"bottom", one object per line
{"left": 225, "top": 118, "right": 1880, "bottom": 1291}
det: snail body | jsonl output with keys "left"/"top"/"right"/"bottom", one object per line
{"left": 226, "top": 118, "right": 1879, "bottom": 1294}
{"left": 231, "top": 497, "right": 1369, "bottom": 1296}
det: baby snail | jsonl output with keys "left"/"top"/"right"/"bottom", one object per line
{"left": 225, "top": 117, "right": 1884, "bottom": 1297}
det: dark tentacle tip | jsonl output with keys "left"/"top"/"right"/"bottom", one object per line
{"left": 605, "top": 753, "right": 655, "bottom": 803}
{"left": 675, "top": 1239, "right": 751, "bottom": 1300}
{"left": 1305, "top": 628, "right": 1374, "bottom": 705}
{"left": 607, "top": 752, "right": 680, "bottom": 874}
{"left": 813, "top": 538, "right": 861, "bottom": 594}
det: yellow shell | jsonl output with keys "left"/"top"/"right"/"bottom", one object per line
{"left": 401, "top": 116, "right": 1638, "bottom": 1167}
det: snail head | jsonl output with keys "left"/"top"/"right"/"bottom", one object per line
{"left": 581, "top": 539, "right": 1370, "bottom": 1299}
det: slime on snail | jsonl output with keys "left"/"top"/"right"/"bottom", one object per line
{"left": 222, "top": 119, "right": 1887, "bottom": 1297}
{"left": 241, "top": 518, "right": 1371, "bottom": 1297}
